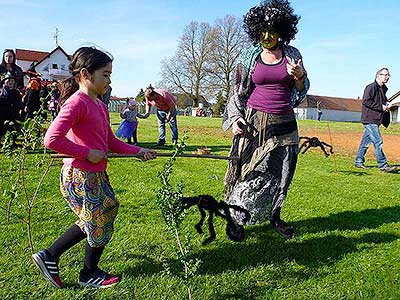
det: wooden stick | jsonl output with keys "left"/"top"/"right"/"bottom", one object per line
{"left": 50, "top": 153, "right": 239, "bottom": 161}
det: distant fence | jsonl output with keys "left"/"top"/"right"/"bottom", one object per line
{"left": 108, "top": 100, "right": 146, "bottom": 113}
{"left": 108, "top": 101, "right": 213, "bottom": 117}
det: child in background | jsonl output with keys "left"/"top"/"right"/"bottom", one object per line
{"left": 116, "top": 98, "right": 144, "bottom": 144}
{"left": 32, "top": 47, "right": 156, "bottom": 289}
{"left": 0, "top": 72, "right": 23, "bottom": 142}
{"left": 48, "top": 82, "right": 60, "bottom": 120}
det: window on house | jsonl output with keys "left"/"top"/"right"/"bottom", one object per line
{"left": 42, "top": 64, "right": 49, "bottom": 71}
{"left": 61, "top": 64, "right": 66, "bottom": 70}
{"left": 52, "top": 64, "right": 58, "bottom": 69}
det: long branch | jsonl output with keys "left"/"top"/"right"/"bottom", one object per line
{"left": 7, "top": 156, "right": 23, "bottom": 222}
{"left": 50, "top": 153, "right": 239, "bottom": 161}
{"left": 29, "top": 158, "right": 54, "bottom": 208}
{"left": 0, "top": 205, "right": 27, "bottom": 224}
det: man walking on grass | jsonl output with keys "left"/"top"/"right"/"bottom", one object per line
{"left": 143, "top": 86, "right": 178, "bottom": 146}
{"left": 354, "top": 67, "right": 397, "bottom": 173}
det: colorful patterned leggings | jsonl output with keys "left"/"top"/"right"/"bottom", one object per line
{"left": 60, "top": 165, "right": 119, "bottom": 248}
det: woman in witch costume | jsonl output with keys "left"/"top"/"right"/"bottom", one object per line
{"left": 223, "top": 0, "right": 309, "bottom": 240}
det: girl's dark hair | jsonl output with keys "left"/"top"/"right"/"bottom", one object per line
{"left": 59, "top": 46, "right": 113, "bottom": 107}
{"left": 1, "top": 49, "right": 17, "bottom": 67}
{"left": 244, "top": 0, "right": 300, "bottom": 46}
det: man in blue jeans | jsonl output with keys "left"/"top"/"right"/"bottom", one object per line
{"left": 144, "top": 86, "right": 178, "bottom": 146}
{"left": 354, "top": 68, "right": 397, "bottom": 173}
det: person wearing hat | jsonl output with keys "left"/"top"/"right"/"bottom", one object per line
{"left": 23, "top": 64, "right": 42, "bottom": 119}
{"left": 115, "top": 98, "right": 145, "bottom": 144}
{"left": 0, "top": 49, "right": 24, "bottom": 91}
{"left": 0, "top": 72, "right": 23, "bottom": 143}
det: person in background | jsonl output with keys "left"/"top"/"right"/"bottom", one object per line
{"left": 354, "top": 68, "right": 397, "bottom": 173}
{"left": 116, "top": 98, "right": 145, "bottom": 144}
{"left": 23, "top": 64, "right": 42, "bottom": 119}
{"left": 98, "top": 84, "right": 112, "bottom": 109}
{"left": 48, "top": 82, "right": 60, "bottom": 120}
{"left": 0, "top": 49, "right": 24, "bottom": 91}
{"left": 317, "top": 101, "right": 323, "bottom": 121}
{"left": 0, "top": 72, "right": 23, "bottom": 144}
{"left": 143, "top": 86, "right": 178, "bottom": 146}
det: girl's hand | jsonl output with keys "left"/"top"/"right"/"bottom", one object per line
{"left": 139, "top": 148, "right": 157, "bottom": 161}
{"left": 287, "top": 58, "right": 304, "bottom": 81}
{"left": 232, "top": 117, "right": 247, "bottom": 135}
{"left": 87, "top": 149, "right": 107, "bottom": 163}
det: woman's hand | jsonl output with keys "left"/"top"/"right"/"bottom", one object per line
{"left": 287, "top": 58, "right": 304, "bottom": 81}
{"left": 232, "top": 117, "right": 247, "bottom": 135}
{"left": 87, "top": 149, "right": 107, "bottom": 164}
{"left": 139, "top": 148, "right": 157, "bottom": 161}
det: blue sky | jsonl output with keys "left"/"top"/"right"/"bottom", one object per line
{"left": 1, "top": 0, "right": 399, "bottom": 99}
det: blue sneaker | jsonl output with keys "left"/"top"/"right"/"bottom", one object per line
{"left": 32, "top": 250, "right": 63, "bottom": 288}
{"left": 78, "top": 268, "right": 120, "bottom": 289}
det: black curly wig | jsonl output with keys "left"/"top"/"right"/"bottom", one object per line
{"left": 244, "top": 0, "right": 300, "bottom": 46}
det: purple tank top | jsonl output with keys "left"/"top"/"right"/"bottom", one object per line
{"left": 247, "top": 55, "right": 293, "bottom": 114}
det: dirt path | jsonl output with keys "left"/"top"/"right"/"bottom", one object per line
{"left": 299, "top": 129, "right": 400, "bottom": 162}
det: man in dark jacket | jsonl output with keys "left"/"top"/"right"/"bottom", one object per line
{"left": 354, "top": 68, "right": 397, "bottom": 173}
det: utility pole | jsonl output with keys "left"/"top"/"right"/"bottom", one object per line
{"left": 53, "top": 27, "right": 60, "bottom": 46}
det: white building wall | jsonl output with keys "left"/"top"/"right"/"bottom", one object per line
{"left": 294, "top": 107, "right": 361, "bottom": 122}
{"left": 391, "top": 108, "right": 400, "bottom": 123}
{"left": 35, "top": 50, "right": 71, "bottom": 81}
{"left": 16, "top": 60, "right": 32, "bottom": 71}
{"left": 293, "top": 107, "right": 307, "bottom": 120}
{"left": 321, "top": 109, "right": 361, "bottom": 122}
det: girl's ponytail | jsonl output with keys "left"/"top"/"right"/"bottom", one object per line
{"left": 58, "top": 76, "right": 78, "bottom": 111}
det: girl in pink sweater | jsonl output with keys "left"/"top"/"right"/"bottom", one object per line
{"left": 32, "top": 47, "right": 156, "bottom": 289}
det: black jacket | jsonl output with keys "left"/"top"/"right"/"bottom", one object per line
{"left": 0, "top": 86, "right": 23, "bottom": 121}
{"left": 361, "top": 81, "right": 390, "bottom": 127}
{"left": 0, "top": 64, "right": 24, "bottom": 91}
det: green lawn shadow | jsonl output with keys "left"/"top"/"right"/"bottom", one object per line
{"left": 122, "top": 206, "right": 400, "bottom": 281}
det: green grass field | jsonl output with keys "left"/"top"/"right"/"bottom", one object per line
{"left": 1, "top": 114, "right": 400, "bottom": 300}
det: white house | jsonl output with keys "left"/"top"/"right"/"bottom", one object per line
{"left": 294, "top": 94, "right": 362, "bottom": 122}
{"left": 388, "top": 91, "right": 400, "bottom": 123}
{"left": 15, "top": 46, "right": 71, "bottom": 84}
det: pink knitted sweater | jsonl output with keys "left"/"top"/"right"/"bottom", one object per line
{"left": 44, "top": 90, "right": 141, "bottom": 172}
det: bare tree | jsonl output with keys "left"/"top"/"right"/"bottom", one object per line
{"left": 210, "top": 15, "right": 247, "bottom": 103}
{"left": 159, "top": 21, "right": 215, "bottom": 107}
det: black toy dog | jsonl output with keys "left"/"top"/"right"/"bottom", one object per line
{"left": 181, "top": 195, "right": 250, "bottom": 245}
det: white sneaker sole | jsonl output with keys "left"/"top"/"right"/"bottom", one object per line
{"left": 78, "top": 280, "right": 119, "bottom": 289}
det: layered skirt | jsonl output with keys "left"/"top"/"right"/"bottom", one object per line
{"left": 116, "top": 120, "right": 138, "bottom": 139}
{"left": 224, "top": 107, "right": 299, "bottom": 225}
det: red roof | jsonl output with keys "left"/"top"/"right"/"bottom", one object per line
{"left": 299, "top": 95, "right": 362, "bottom": 112}
{"left": 110, "top": 96, "right": 128, "bottom": 101}
{"left": 15, "top": 49, "right": 49, "bottom": 62}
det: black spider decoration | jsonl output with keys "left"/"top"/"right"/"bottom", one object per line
{"left": 299, "top": 136, "right": 334, "bottom": 157}
{"left": 181, "top": 195, "right": 250, "bottom": 245}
